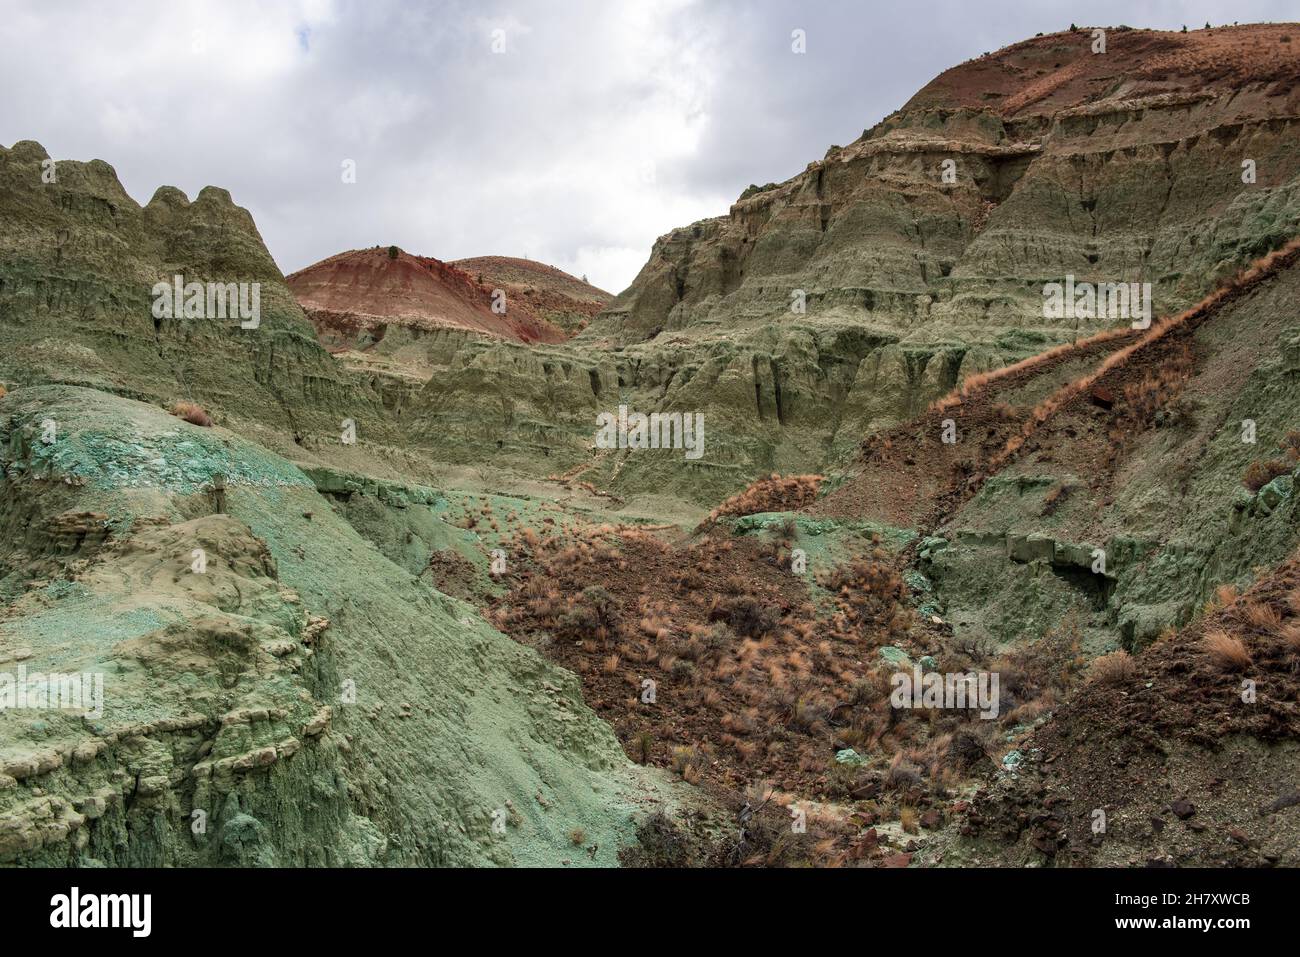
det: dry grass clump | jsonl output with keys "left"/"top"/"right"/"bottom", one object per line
{"left": 1214, "top": 583, "right": 1241, "bottom": 608}
{"left": 1241, "top": 600, "right": 1283, "bottom": 634}
{"left": 1243, "top": 458, "right": 1292, "bottom": 492}
{"left": 1280, "top": 622, "right": 1300, "bottom": 655}
{"left": 170, "top": 401, "right": 212, "bottom": 427}
{"left": 1088, "top": 649, "right": 1137, "bottom": 685}
{"left": 706, "top": 473, "right": 823, "bottom": 523}
{"left": 1115, "top": 345, "right": 1195, "bottom": 431}
{"left": 1201, "top": 628, "right": 1253, "bottom": 670}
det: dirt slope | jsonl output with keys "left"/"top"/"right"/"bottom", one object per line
{"left": 950, "top": 554, "right": 1300, "bottom": 867}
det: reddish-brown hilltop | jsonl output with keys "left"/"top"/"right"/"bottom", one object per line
{"left": 454, "top": 255, "right": 611, "bottom": 335}
{"left": 906, "top": 23, "right": 1300, "bottom": 117}
{"left": 287, "top": 247, "right": 571, "bottom": 346}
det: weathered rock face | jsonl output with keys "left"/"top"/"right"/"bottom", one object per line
{"left": 800, "top": 231, "right": 1300, "bottom": 686}
{"left": 602, "top": 25, "right": 1300, "bottom": 348}
{"left": 0, "top": 140, "right": 398, "bottom": 459}
{"left": 405, "top": 25, "right": 1300, "bottom": 506}
{"left": 0, "top": 387, "right": 651, "bottom": 866}
{"left": 917, "top": 249, "right": 1300, "bottom": 656}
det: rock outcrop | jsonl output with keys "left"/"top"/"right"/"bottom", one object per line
{"left": 0, "top": 386, "right": 656, "bottom": 866}
{"left": 0, "top": 140, "right": 397, "bottom": 460}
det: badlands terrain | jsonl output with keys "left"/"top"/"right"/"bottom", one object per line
{"left": 2, "top": 23, "right": 1300, "bottom": 867}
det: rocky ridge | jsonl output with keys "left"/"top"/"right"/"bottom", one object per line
{"left": 397, "top": 25, "right": 1300, "bottom": 508}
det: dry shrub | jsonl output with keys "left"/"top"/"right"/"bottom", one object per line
{"left": 557, "top": 585, "right": 618, "bottom": 641}
{"left": 1088, "top": 649, "right": 1137, "bottom": 685}
{"left": 1116, "top": 345, "right": 1194, "bottom": 430}
{"left": 1280, "top": 622, "right": 1300, "bottom": 655}
{"left": 1241, "top": 600, "right": 1282, "bottom": 634}
{"left": 620, "top": 809, "right": 692, "bottom": 867}
{"left": 1202, "top": 628, "right": 1252, "bottom": 670}
{"left": 1243, "top": 459, "right": 1292, "bottom": 492}
{"left": 670, "top": 745, "right": 706, "bottom": 783}
{"left": 707, "top": 473, "right": 823, "bottom": 523}
{"left": 170, "top": 401, "right": 212, "bottom": 427}
{"left": 1041, "top": 482, "right": 1073, "bottom": 517}
{"left": 708, "top": 594, "right": 778, "bottom": 639}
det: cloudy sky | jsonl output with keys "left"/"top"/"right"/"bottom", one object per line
{"left": 1, "top": 0, "right": 1295, "bottom": 293}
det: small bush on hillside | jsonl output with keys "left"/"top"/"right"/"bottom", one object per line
{"left": 1088, "top": 649, "right": 1137, "bottom": 685}
{"left": 558, "top": 585, "right": 618, "bottom": 640}
{"left": 170, "top": 401, "right": 212, "bottom": 427}
{"left": 620, "top": 809, "right": 692, "bottom": 867}
{"left": 1243, "top": 458, "right": 1291, "bottom": 491}
{"left": 709, "top": 594, "right": 778, "bottom": 639}
{"left": 1202, "top": 628, "right": 1252, "bottom": 670}
{"left": 707, "top": 473, "right": 823, "bottom": 523}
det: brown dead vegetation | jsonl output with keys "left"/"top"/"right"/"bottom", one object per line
{"left": 169, "top": 401, "right": 212, "bottom": 427}
{"left": 1202, "top": 626, "right": 1254, "bottom": 671}
{"left": 704, "top": 473, "right": 824, "bottom": 525}
{"left": 1088, "top": 649, "right": 1138, "bottom": 686}
{"left": 487, "top": 515, "right": 1100, "bottom": 865}
{"left": 1243, "top": 458, "right": 1294, "bottom": 491}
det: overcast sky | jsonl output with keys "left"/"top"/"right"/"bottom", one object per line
{"left": 1, "top": 0, "right": 1295, "bottom": 293}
